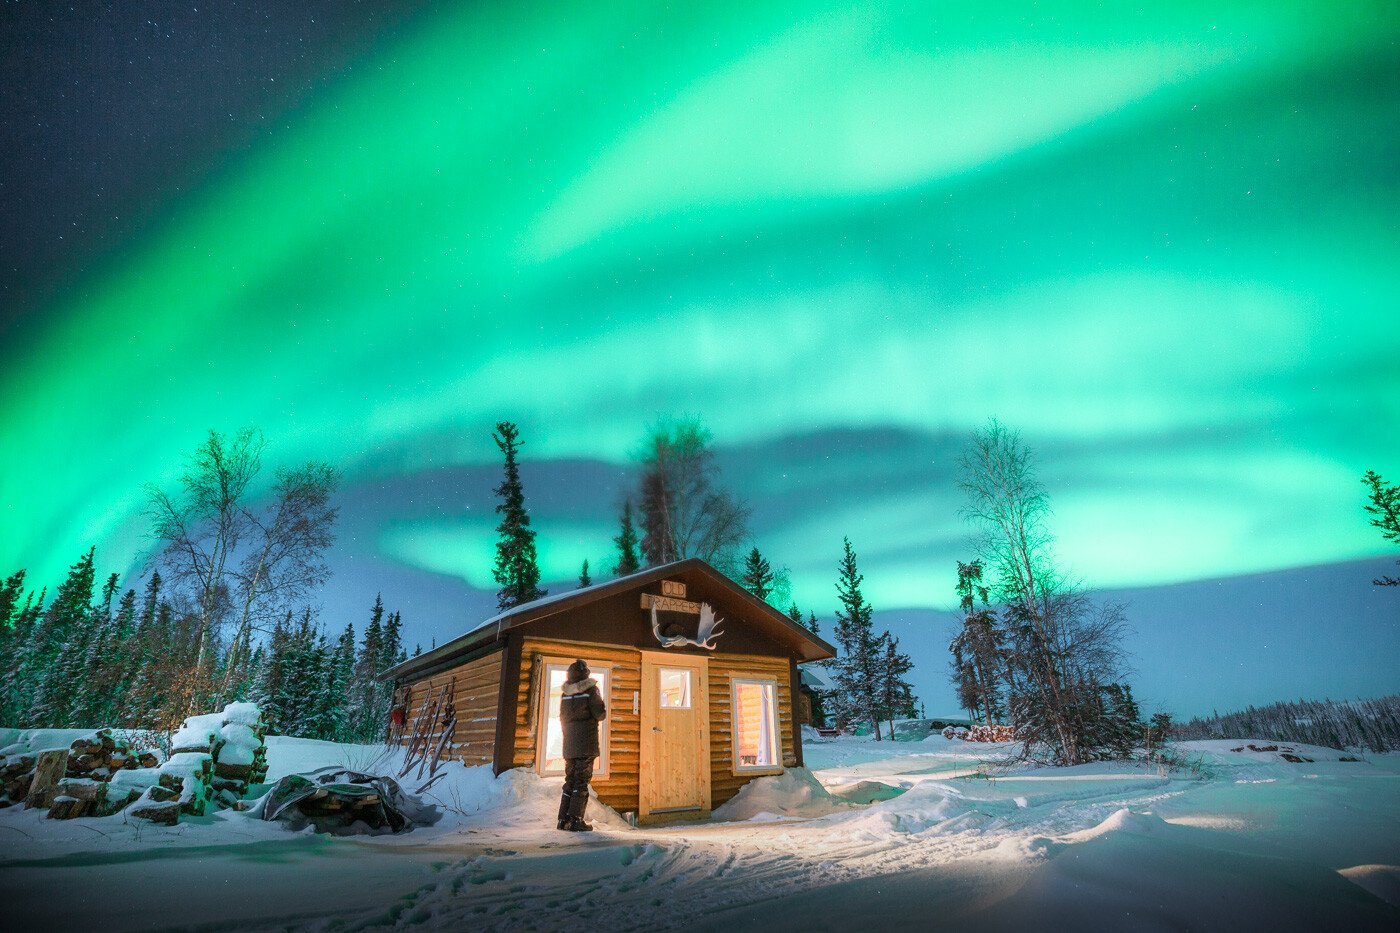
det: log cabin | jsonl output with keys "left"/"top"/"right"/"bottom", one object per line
{"left": 381, "top": 558, "right": 836, "bottom": 824}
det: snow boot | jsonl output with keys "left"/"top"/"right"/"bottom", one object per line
{"left": 556, "top": 790, "right": 571, "bottom": 831}
{"left": 565, "top": 789, "right": 591, "bottom": 831}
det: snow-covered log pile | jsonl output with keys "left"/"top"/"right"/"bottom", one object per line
{"left": 214, "top": 702, "right": 271, "bottom": 801}
{"left": 943, "top": 723, "right": 1017, "bottom": 742}
{"left": 159, "top": 752, "right": 214, "bottom": 816}
{"left": 0, "top": 728, "right": 163, "bottom": 813}
{"left": 158, "top": 702, "right": 270, "bottom": 813}
{"left": 0, "top": 752, "right": 36, "bottom": 804}
{"left": 0, "top": 703, "right": 268, "bottom": 824}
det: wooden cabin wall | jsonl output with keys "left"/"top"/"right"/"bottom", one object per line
{"left": 708, "top": 653, "right": 797, "bottom": 810}
{"left": 510, "top": 637, "right": 643, "bottom": 814}
{"left": 398, "top": 649, "right": 503, "bottom": 766}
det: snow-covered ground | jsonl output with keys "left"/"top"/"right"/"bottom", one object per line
{"left": 2, "top": 732, "right": 1398, "bottom": 931}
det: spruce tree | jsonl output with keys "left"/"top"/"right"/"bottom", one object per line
{"left": 368, "top": 609, "right": 405, "bottom": 739}
{"left": 1, "top": 588, "right": 40, "bottom": 717}
{"left": 741, "top": 547, "right": 775, "bottom": 602}
{"left": 0, "top": 569, "right": 25, "bottom": 630}
{"left": 831, "top": 538, "right": 881, "bottom": 738}
{"left": 491, "top": 421, "right": 546, "bottom": 609}
{"left": 255, "top": 612, "right": 293, "bottom": 733}
{"left": 949, "top": 559, "right": 1006, "bottom": 727}
{"left": 348, "top": 596, "right": 385, "bottom": 739}
{"left": 326, "top": 624, "right": 355, "bottom": 738}
{"left": 1362, "top": 470, "right": 1400, "bottom": 585}
{"left": 0, "top": 570, "right": 25, "bottom": 705}
{"left": 875, "top": 633, "right": 917, "bottom": 736}
{"left": 23, "top": 548, "right": 96, "bottom": 727}
{"left": 578, "top": 559, "right": 592, "bottom": 588}
{"left": 613, "top": 500, "right": 641, "bottom": 576}
{"left": 1, "top": 587, "right": 42, "bottom": 724}
{"left": 381, "top": 611, "right": 403, "bottom": 672}
{"left": 784, "top": 604, "right": 821, "bottom": 635}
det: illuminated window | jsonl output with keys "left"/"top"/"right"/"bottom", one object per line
{"left": 732, "top": 679, "right": 779, "bottom": 771}
{"left": 538, "top": 662, "right": 610, "bottom": 776}
{"left": 658, "top": 668, "right": 692, "bottom": 708}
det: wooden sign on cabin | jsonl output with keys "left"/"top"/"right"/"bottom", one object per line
{"left": 381, "top": 558, "right": 835, "bottom": 825}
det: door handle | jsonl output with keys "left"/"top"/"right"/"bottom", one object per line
{"left": 652, "top": 727, "right": 662, "bottom": 732}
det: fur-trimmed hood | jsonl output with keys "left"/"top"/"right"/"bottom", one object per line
{"left": 561, "top": 677, "right": 598, "bottom": 696}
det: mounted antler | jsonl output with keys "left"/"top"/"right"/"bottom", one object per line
{"left": 650, "top": 600, "right": 688, "bottom": 648}
{"left": 648, "top": 598, "right": 725, "bottom": 650}
{"left": 694, "top": 602, "right": 725, "bottom": 650}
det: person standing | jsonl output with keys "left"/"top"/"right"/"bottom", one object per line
{"left": 557, "top": 658, "right": 607, "bottom": 831}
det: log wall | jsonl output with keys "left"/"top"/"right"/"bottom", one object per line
{"left": 511, "top": 638, "right": 644, "bottom": 814}
{"left": 708, "top": 653, "right": 796, "bottom": 810}
{"left": 506, "top": 637, "right": 798, "bottom": 816}
{"left": 398, "top": 649, "right": 503, "bottom": 766}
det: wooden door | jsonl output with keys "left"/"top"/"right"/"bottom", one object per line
{"left": 639, "top": 652, "right": 710, "bottom": 819}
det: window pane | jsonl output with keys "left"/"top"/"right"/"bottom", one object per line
{"left": 542, "top": 665, "right": 608, "bottom": 774}
{"left": 734, "top": 681, "right": 777, "bottom": 768}
{"left": 659, "top": 668, "right": 691, "bottom": 708}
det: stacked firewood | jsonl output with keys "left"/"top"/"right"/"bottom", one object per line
{"left": 66, "top": 729, "right": 162, "bottom": 777}
{"left": 0, "top": 752, "right": 36, "bottom": 806}
{"left": 157, "top": 752, "right": 214, "bottom": 815}
{"left": 0, "top": 703, "right": 269, "bottom": 825}
{"left": 211, "top": 703, "right": 270, "bottom": 805}
{"left": 160, "top": 703, "right": 270, "bottom": 814}
{"left": 0, "top": 729, "right": 164, "bottom": 815}
{"left": 943, "top": 723, "right": 1018, "bottom": 742}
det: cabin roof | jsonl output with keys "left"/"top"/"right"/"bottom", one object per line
{"left": 382, "top": 557, "right": 837, "bottom": 681}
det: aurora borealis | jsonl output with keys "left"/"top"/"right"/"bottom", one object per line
{"left": 2, "top": 1, "right": 1397, "bottom": 711}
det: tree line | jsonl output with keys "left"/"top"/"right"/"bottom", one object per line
{"left": 0, "top": 547, "right": 405, "bottom": 741}
{"left": 0, "top": 427, "right": 408, "bottom": 740}
{"left": 9, "top": 413, "right": 1387, "bottom": 754}
{"left": 1177, "top": 694, "right": 1400, "bottom": 753}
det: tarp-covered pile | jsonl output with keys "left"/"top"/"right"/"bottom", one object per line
{"left": 259, "top": 767, "right": 437, "bottom": 835}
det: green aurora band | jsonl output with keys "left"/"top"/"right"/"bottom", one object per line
{"left": 2, "top": 0, "right": 1398, "bottom": 610}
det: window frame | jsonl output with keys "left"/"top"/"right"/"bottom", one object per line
{"left": 534, "top": 657, "right": 613, "bottom": 778}
{"left": 657, "top": 666, "right": 694, "bottom": 709}
{"left": 729, "top": 676, "right": 782, "bottom": 775}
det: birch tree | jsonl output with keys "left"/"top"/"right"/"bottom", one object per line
{"left": 147, "top": 428, "right": 337, "bottom": 710}
{"left": 217, "top": 462, "right": 338, "bottom": 702}
{"left": 637, "top": 416, "right": 749, "bottom": 574}
{"left": 958, "top": 420, "right": 1130, "bottom": 765}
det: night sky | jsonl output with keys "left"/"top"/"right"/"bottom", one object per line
{"left": 2, "top": 1, "right": 1396, "bottom": 716}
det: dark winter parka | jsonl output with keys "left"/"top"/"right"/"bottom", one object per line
{"left": 560, "top": 676, "right": 607, "bottom": 759}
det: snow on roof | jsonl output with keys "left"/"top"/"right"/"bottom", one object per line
{"left": 383, "top": 558, "right": 836, "bottom": 681}
{"left": 461, "top": 561, "right": 672, "bottom": 638}
{"left": 380, "top": 562, "right": 697, "bottom": 681}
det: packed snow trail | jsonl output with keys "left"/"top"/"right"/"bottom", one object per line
{"left": 228, "top": 740, "right": 1400, "bottom": 931}
{"left": 1, "top": 735, "right": 1397, "bottom": 931}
